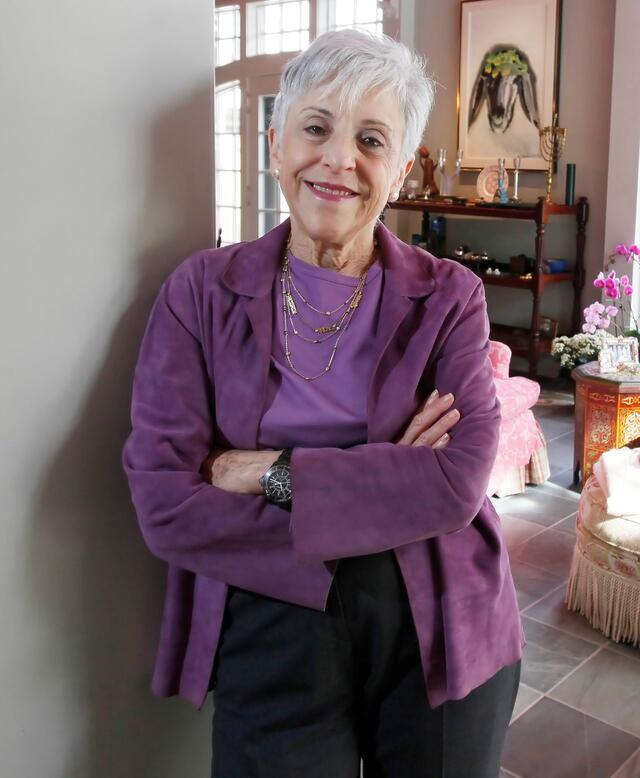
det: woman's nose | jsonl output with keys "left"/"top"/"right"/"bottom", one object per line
{"left": 321, "top": 134, "right": 356, "bottom": 170}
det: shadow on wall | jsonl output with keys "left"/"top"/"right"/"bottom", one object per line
{"left": 25, "top": 84, "right": 214, "bottom": 778}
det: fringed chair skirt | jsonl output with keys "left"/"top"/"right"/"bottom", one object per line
{"left": 565, "top": 469, "right": 640, "bottom": 647}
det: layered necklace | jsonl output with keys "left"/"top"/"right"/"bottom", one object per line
{"left": 279, "top": 240, "right": 376, "bottom": 381}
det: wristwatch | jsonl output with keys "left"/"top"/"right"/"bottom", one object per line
{"left": 259, "top": 448, "right": 292, "bottom": 506}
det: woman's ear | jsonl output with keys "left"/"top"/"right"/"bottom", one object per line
{"left": 393, "top": 158, "right": 415, "bottom": 195}
{"left": 268, "top": 127, "right": 281, "bottom": 170}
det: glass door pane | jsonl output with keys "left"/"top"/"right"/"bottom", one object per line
{"left": 214, "top": 81, "right": 242, "bottom": 246}
{"left": 246, "top": 73, "right": 289, "bottom": 240}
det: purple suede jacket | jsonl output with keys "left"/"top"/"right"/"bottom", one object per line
{"left": 122, "top": 219, "right": 525, "bottom": 710}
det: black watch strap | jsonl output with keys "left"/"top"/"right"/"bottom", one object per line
{"left": 259, "top": 448, "right": 292, "bottom": 507}
{"left": 275, "top": 448, "right": 292, "bottom": 467}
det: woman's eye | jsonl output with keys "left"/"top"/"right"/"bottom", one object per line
{"left": 304, "top": 125, "right": 325, "bottom": 136}
{"left": 361, "top": 135, "right": 384, "bottom": 148}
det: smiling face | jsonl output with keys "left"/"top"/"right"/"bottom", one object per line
{"left": 268, "top": 85, "right": 413, "bottom": 253}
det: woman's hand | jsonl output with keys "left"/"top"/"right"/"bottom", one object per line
{"left": 201, "top": 448, "right": 283, "bottom": 494}
{"left": 200, "top": 389, "right": 457, "bottom": 494}
{"left": 395, "top": 390, "right": 460, "bottom": 449}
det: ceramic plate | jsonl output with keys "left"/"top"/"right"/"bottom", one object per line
{"left": 476, "top": 165, "right": 509, "bottom": 200}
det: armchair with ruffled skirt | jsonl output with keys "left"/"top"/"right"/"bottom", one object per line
{"left": 487, "top": 340, "right": 551, "bottom": 497}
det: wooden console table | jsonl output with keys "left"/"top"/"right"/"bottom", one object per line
{"left": 387, "top": 195, "right": 589, "bottom": 378}
{"left": 571, "top": 361, "right": 640, "bottom": 485}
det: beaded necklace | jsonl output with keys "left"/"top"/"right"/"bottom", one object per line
{"left": 279, "top": 241, "right": 375, "bottom": 381}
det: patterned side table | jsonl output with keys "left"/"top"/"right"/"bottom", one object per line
{"left": 572, "top": 361, "right": 640, "bottom": 485}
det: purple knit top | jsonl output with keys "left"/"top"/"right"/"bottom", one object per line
{"left": 258, "top": 251, "right": 384, "bottom": 450}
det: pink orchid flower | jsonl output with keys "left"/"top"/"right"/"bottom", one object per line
{"left": 614, "top": 243, "right": 630, "bottom": 257}
{"left": 619, "top": 275, "right": 634, "bottom": 296}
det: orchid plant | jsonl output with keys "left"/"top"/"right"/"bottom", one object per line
{"left": 582, "top": 243, "right": 639, "bottom": 338}
{"left": 551, "top": 243, "right": 639, "bottom": 371}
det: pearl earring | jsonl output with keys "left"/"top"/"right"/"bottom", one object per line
{"left": 272, "top": 169, "right": 280, "bottom": 181}
{"left": 389, "top": 191, "right": 399, "bottom": 202}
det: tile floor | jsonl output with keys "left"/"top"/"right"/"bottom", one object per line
{"left": 497, "top": 389, "right": 640, "bottom": 778}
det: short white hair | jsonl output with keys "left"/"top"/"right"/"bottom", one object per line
{"left": 270, "top": 29, "right": 436, "bottom": 164}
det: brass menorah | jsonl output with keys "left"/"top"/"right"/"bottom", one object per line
{"left": 539, "top": 113, "right": 566, "bottom": 203}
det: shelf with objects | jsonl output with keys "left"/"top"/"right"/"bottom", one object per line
{"left": 385, "top": 195, "right": 589, "bottom": 378}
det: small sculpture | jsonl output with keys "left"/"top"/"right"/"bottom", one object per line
{"left": 494, "top": 158, "right": 509, "bottom": 204}
{"left": 418, "top": 145, "right": 439, "bottom": 197}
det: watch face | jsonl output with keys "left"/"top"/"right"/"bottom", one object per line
{"left": 265, "top": 464, "right": 291, "bottom": 503}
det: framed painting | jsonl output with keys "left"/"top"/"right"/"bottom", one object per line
{"left": 457, "top": 0, "right": 562, "bottom": 171}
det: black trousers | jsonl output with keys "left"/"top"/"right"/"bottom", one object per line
{"left": 210, "top": 550, "right": 521, "bottom": 778}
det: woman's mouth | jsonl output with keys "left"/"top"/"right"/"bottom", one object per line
{"left": 305, "top": 181, "right": 359, "bottom": 202}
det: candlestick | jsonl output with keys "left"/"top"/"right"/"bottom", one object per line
{"left": 539, "top": 114, "right": 566, "bottom": 203}
{"left": 511, "top": 155, "right": 521, "bottom": 202}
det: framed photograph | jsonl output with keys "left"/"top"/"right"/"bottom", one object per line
{"left": 457, "top": 0, "right": 563, "bottom": 171}
{"left": 598, "top": 337, "right": 640, "bottom": 373}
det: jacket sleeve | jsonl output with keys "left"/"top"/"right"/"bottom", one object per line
{"left": 289, "top": 280, "right": 500, "bottom": 562}
{"left": 122, "top": 264, "right": 297, "bottom": 589}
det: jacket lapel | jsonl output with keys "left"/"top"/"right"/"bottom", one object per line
{"left": 242, "top": 293, "right": 274, "bottom": 447}
{"left": 366, "top": 223, "right": 437, "bottom": 443}
{"left": 217, "top": 222, "right": 289, "bottom": 449}
{"left": 366, "top": 290, "right": 414, "bottom": 442}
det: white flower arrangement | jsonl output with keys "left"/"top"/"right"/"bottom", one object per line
{"left": 550, "top": 330, "right": 609, "bottom": 371}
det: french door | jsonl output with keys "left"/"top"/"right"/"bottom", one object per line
{"left": 245, "top": 72, "right": 290, "bottom": 240}
{"left": 214, "top": 0, "right": 398, "bottom": 243}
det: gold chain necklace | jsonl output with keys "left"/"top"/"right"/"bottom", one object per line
{"left": 287, "top": 264, "right": 362, "bottom": 320}
{"left": 284, "top": 240, "right": 374, "bottom": 332}
{"left": 283, "top": 259, "right": 363, "bottom": 341}
{"left": 282, "top": 283, "right": 357, "bottom": 344}
{"left": 280, "top": 244, "right": 371, "bottom": 381}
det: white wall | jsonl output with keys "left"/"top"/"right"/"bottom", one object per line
{"left": 603, "top": 0, "right": 640, "bottom": 326}
{"left": 1, "top": 2, "right": 214, "bottom": 775}
{"left": 392, "top": 0, "right": 616, "bottom": 375}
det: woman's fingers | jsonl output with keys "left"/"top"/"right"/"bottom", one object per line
{"left": 432, "top": 433, "right": 450, "bottom": 449}
{"left": 396, "top": 391, "right": 457, "bottom": 446}
{"left": 413, "top": 408, "right": 460, "bottom": 447}
{"left": 424, "top": 388, "right": 439, "bottom": 407}
{"left": 396, "top": 391, "right": 450, "bottom": 445}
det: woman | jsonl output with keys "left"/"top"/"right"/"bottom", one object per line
{"left": 123, "top": 30, "right": 524, "bottom": 777}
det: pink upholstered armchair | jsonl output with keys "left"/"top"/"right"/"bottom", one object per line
{"left": 487, "top": 340, "right": 550, "bottom": 497}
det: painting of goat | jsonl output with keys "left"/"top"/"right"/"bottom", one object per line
{"left": 458, "top": 0, "right": 561, "bottom": 170}
{"left": 469, "top": 46, "right": 540, "bottom": 134}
